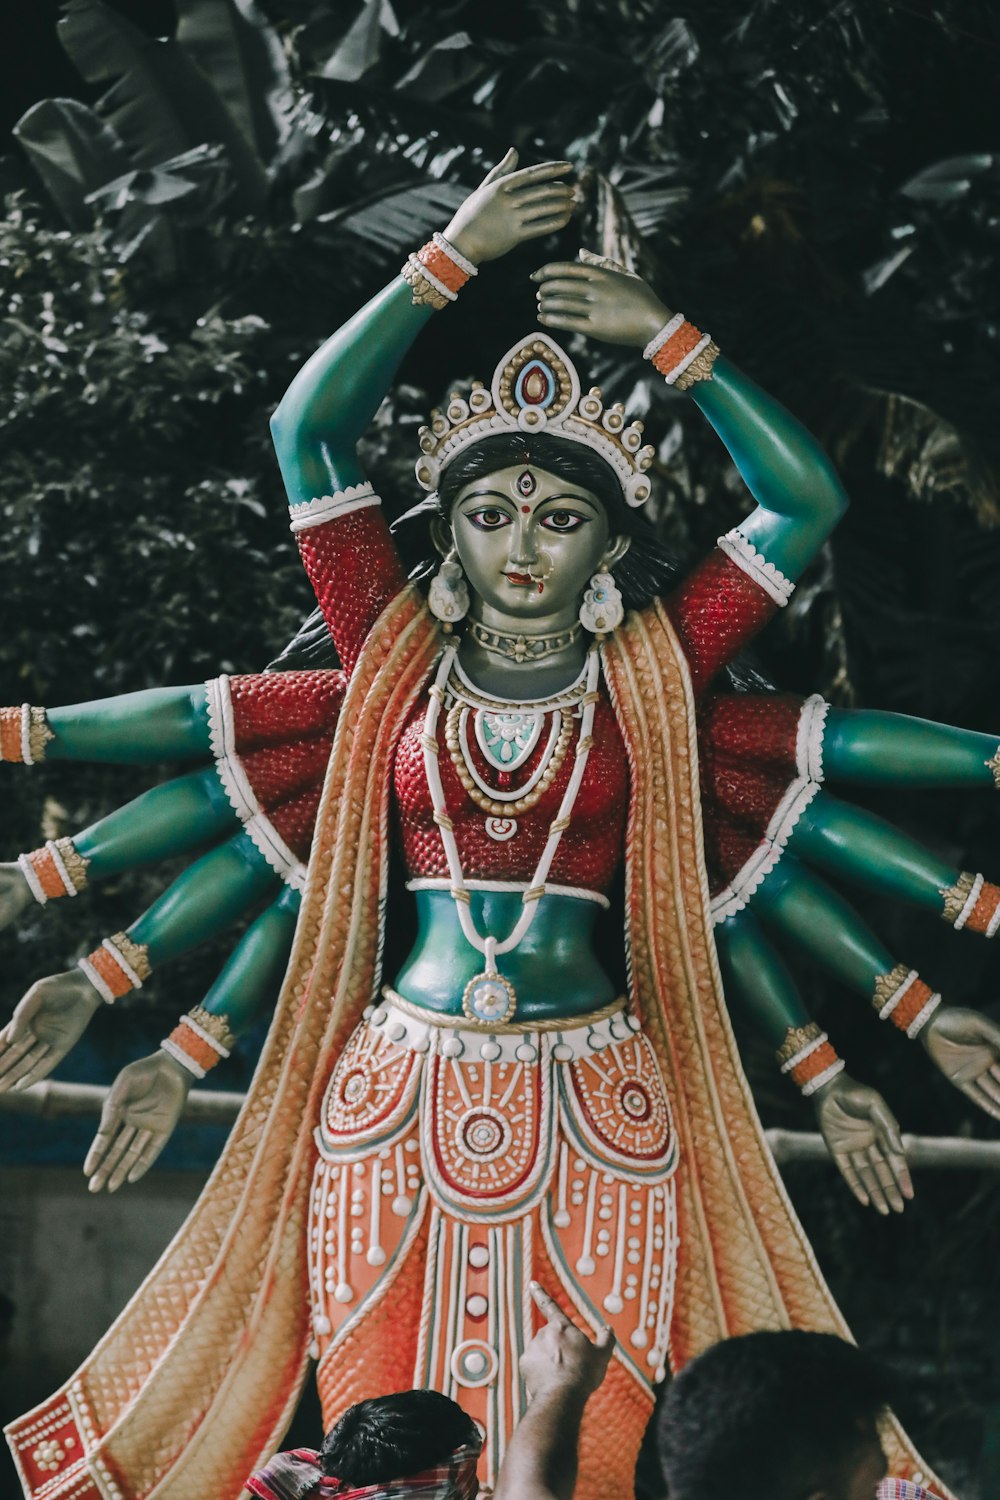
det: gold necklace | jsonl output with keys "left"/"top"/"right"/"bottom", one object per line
{"left": 468, "top": 618, "right": 582, "bottom": 665}
{"left": 445, "top": 702, "right": 575, "bottom": 817}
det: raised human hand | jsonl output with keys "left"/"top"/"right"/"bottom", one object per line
{"left": 813, "top": 1071, "right": 912, "bottom": 1215}
{"left": 920, "top": 1005, "right": 1000, "bottom": 1121}
{"left": 443, "top": 149, "right": 575, "bottom": 267}
{"left": 522, "top": 1281, "right": 615, "bottom": 1403}
{"left": 85, "top": 1050, "right": 192, "bottom": 1193}
{"left": 531, "top": 253, "right": 672, "bottom": 349}
{"left": 0, "top": 968, "right": 102, "bottom": 1093}
{"left": 0, "top": 863, "right": 35, "bottom": 931}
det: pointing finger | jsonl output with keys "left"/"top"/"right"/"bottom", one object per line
{"left": 530, "top": 1281, "right": 571, "bottom": 1329}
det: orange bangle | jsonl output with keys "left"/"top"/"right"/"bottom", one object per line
{"left": 941, "top": 872, "right": 1000, "bottom": 937}
{"left": 78, "top": 933, "right": 151, "bottom": 1005}
{"left": 0, "top": 704, "right": 52, "bottom": 763}
{"left": 18, "top": 840, "right": 89, "bottom": 904}
{"left": 417, "top": 240, "right": 471, "bottom": 295}
{"left": 872, "top": 966, "right": 941, "bottom": 1038}
{"left": 777, "top": 1024, "right": 844, "bottom": 1095}
{"left": 161, "top": 1007, "right": 234, "bottom": 1079}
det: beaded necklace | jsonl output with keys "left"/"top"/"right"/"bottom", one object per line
{"left": 422, "top": 644, "right": 600, "bottom": 1024}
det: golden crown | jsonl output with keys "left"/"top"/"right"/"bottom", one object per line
{"left": 415, "top": 333, "right": 657, "bottom": 508}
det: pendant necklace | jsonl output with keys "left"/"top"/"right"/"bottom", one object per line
{"left": 423, "top": 643, "right": 600, "bottom": 1025}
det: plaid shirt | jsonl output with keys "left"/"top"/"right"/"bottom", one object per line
{"left": 877, "top": 1482, "right": 946, "bottom": 1500}
{"left": 246, "top": 1441, "right": 483, "bottom": 1500}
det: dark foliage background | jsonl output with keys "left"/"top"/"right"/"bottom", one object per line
{"left": 1, "top": 2, "right": 1000, "bottom": 1495}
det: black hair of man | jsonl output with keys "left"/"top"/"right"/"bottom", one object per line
{"left": 320, "top": 1389, "right": 479, "bottom": 1484}
{"left": 657, "top": 1330, "right": 893, "bottom": 1500}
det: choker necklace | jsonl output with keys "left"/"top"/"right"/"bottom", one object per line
{"left": 469, "top": 619, "right": 582, "bottom": 665}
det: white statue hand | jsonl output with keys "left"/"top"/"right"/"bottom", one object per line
{"left": 531, "top": 255, "right": 672, "bottom": 349}
{"left": 813, "top": 1071, "right": 912, "bottom": 1215}
{"left": 0, "top": 968, "right": 101, "bottom": 1093}
{"left": 443, "top": 149, "right": 575, "bottom": 266}
{"left": 85, "top": 1051, "right": 192, "bottom": 1193}
{"left": 920, "top": 1005, "right": 1000, "bottom": 1121}
{"left": 0, "top": 862, "right": 35, "bottom": 932}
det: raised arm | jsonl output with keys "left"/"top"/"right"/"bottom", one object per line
{"left": 270, "top": 150, "right": 575, "bottom": 673}
{"left": 531, "top": 257, "right": 848, "bottom": 691}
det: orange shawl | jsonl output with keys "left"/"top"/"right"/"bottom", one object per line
{"left": 5, "top": 588, "right": 946, "bottom": 1498}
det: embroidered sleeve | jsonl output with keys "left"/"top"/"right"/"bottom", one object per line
{"left": 289, "top": 484, "right": 407, "bottom": 675}
{"left": 664, "top": 534, "right": 793, "bottom": 696}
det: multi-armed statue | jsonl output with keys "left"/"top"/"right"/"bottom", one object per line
{"left": 3, "top": 152, "right": 996, "bottom": 1499}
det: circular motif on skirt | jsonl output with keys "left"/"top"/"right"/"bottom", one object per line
{"left": 462, "top": 971, "right": 517, "bottom": 1025}
{"left": 339, "top": 1068, "right": 371, "bottom": 1110}
{"left": 618, "top": 1080, "right": 652, "bottom": 1122}
{"left": 451, "top": 1338, "right": 499, "bottom": 1389}
{"left": 485, "top": 815, "right": 518, "bottom": 841}
{"left": 455, "top": 1106, "right": 513, "bottom": 1163}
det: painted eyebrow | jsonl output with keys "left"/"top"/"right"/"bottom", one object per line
{"left": 457, "top": 490, "right": 601, "bottom": 513}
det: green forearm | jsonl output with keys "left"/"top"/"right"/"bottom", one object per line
{"left": 714, "top": 905, "right": 814, "bottom": 1051}
{"left": 751, "top": 853, "right": 894, "bottom": 996}
{"left": 128, "top": 831, "right": 279, "bottom": 967}
{"left": 74, "top": 769, "right": 238, "bottom": 877}
{"left": 692, "top": 358, "right": 848, "bottom": 577}
{"left": 787, "top": 791, "right": 957, "bottom": 910}
{"left": 47, "top": 686, "right": 210, "bottom": 763}
{"left": 270, "top": 277, "right": 433, "bottom": 502}
{"left": 198, "top": 886, "right": 299, "bottom": 1036}
{"left": 825, "top": 708, "right": 1000, "bottom": 788}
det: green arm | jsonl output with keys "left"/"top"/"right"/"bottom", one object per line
{"left": 270, "top": 278, "right": 434, "bottom": 504}
{"left": 784, "top": 788, "right": 958, "bottom": 913}
{"left": 692, "top": 360, "right": 849, "bottom": 578}
{"left": 46, "top": 686, "right": 211, "bottom": 763}
{"left": 72, "top": 768, "right": 239, "bottom": 878}
{"left": 197, "top": 885, "right": 299, "bottom": 1037}
{"left": 824, "top": 708, "right": 1000, "bottom": 788}
{"left": 714, "top": 904, "right": 816, "bottom": 1052}
{"left": 128, "top": 830, "right": 280, "bottom": 967}
{"left": 750, "top": 851, "right": 896, "bottom": 997}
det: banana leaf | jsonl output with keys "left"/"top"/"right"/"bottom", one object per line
{"left": 13, "top": 97, "right": 130, "bottom": 229}
{"left": 318, "top": 0, "right": 399, "bottom": 83}
{"left": 58, "top": 0, "right": 269, "bottom": 209}
{"left": 317, "top": 176, "right": 465, "bottom": 256}
{"left": 174, "top": 0, "right": 293, "bottom": 165}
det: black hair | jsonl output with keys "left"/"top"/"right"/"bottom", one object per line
{"left": 319, "top": 1389, "right": 479, "bottom": 1484}
{"left": 268, "top": 433, "right": 773, "bottom": 695}
{"left": 657, "top": 1331, "right": 893, "bottom": 1500}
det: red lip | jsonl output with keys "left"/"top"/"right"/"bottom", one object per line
{"left": 504, "top": 572, "right": 534, "bottom": 587}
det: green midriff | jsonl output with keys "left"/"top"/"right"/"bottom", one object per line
{"left": 390, "top": 888, "right": 617, "bottom": 1021}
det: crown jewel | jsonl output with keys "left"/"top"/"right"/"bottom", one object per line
{"left": 415, "top": 334, "right": 656, "bottom": 508}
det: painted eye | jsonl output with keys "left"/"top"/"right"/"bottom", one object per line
{"left": 541, "top": 510, "right": 586, "bottom": 531}
{"left": 467, "top": 507, "right": 511, "bottom": 530}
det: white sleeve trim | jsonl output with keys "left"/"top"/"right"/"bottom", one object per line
{"left": 794, "top": 694, "right": 829, "bottom": 783}
{"left": 717, "top": 529, "right": 794, "bottom": 608}
{"left": 710, "top": 778, "right": 820, "bottom": 924}
{"left": 205, "top": 675, "right": 307, "bottom": 891}
{"left": 289, "top": 481, "right": 380, "bottom": 533}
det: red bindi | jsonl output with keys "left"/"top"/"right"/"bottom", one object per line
{"left": 521, "top": 505, "right": 531, "bottom": 514}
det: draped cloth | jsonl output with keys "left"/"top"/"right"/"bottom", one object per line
{"left": 6, "top": 589, "right": 949, "bottom": 1499}
{"left": 245, "top": 1441, "right": 482, "bottom": 1500}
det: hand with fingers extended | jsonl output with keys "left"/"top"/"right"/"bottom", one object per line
{"left": 442, "top": 148, "right": 576, "bottom": 267}
{"left": 84, "top": 1050, "right": 192, "bottom": 1193}
{"left": 0, "top": 863, "right": 35, "bottom": 932}
{"left": 531, "top": 252, "right": 672, "bottom": 348}
{"left": 0, "top": 969, "right": 102, "bottom": 1093}
{"left": 522, "top": 1281, "right": 616, "bottom": 1402}
{"left": 920, "top": 1005, "right": 1000, "bottom": 1121}
{"left": 813, "top": 1071, "right": 912, "bottom": 1216}
{"left": 495, "top": 1282, "right": 615, "bottom": 1500}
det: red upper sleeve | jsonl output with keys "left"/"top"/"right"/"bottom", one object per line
{"left": 294, "top": 506, "right": 407, "bottom": 676}
{"left": 663, "top": 546, "right": 780, "bottom": 698}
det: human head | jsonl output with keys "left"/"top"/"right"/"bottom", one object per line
{"left": 404, "top": 430, "right": 682, "bottom": 622}
{"left": 320, "top": 1389, "right": 481, "bottom": 1486}
{"left": 657, "top": 1330, "right": 892, "bottom": 1500}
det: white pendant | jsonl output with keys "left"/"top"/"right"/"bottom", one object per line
{"left": 485, "top": 816, "right": 517, "bottom": 841}
{"left": 475, "top": 710, "right": 543, "bottom": 771}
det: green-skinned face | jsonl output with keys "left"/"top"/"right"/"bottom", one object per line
{"left": 448, "top": 464, "right": 626, "bottom": 628}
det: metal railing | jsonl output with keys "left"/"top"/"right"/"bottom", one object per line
{"left": 2, "top": 1081, "right": 1000, "bottom": 1169}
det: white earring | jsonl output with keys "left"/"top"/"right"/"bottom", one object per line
{"left": 579, "top": 571, "right": 624, "bottom": 635}
{"left": 429, "top": 551, "right": 470, "bottom": 627}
